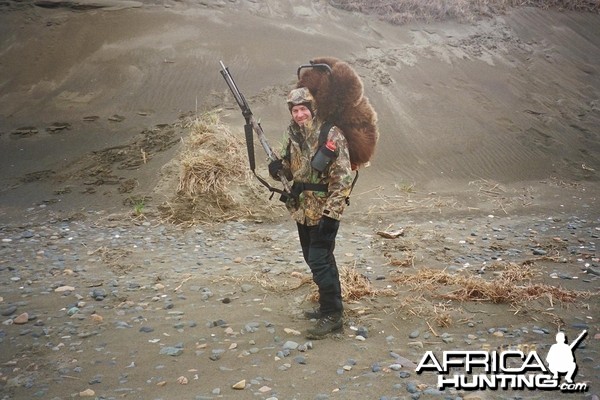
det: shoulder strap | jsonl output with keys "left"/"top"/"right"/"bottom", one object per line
{"left": 318, "top": 121, "right": 335, "bottom": 147}
{"left": 318, "top": 121, "right": 360, "bottom": 206}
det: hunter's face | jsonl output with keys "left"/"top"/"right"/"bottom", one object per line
{"left": 291, "top": 104, "right": 311, "bottom": 126}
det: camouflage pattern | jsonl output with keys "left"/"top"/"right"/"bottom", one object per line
{"left": 280, "top": 117, "right": 354, "bottom": 226}
{"left": 286, "top": 87, "right": 315, "bottom": 110}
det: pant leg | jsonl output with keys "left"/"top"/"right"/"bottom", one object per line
{"left": 297, "top": 222, "right": 343, "bottom": 315}
{"left": 296, "top": 223, "right": 311, "bottom": 264}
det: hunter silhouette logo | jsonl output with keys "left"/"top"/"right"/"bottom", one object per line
{"left": 415, "top": 329, "right": 589, "bottom": 392}
{"left": 546, "top": 330, "right": 587, "bottom": 384}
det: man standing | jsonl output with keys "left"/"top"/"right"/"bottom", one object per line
{"left": 269, "top": 87, "right": 354, "bottom": 339}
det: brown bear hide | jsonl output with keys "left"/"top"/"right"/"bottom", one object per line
{"left": 297, "top": 56, "right": 378, "bottom": 168}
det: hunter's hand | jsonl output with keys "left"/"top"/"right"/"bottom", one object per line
{"left": 318, "top": 215, "right": 340, "bottom": 241}
{"left": 268, "top": 159, "right": 284, "bottom": 180}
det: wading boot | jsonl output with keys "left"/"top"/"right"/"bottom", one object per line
{"left": 305, "top": 313, "right": 343, "bottom": 339}
{"left": 303, "top": 308, "right": 322, "bottom": 320}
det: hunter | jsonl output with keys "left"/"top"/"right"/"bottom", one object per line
{"left": 269, "top": 87, "right": 354, "bottom": 339}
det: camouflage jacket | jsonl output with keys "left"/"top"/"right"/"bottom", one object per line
{"left": 280, "top": 118, "right": 354, "bottom": 226}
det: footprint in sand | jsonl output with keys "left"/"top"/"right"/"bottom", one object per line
{"left": 108, "top": 114, "right": 125, "bottom": 122}
{"left": 46, "top": 122, "right": 71, "bottom": 133}
{"left": 10, "top": 126, "right": 39, "bottom": 137}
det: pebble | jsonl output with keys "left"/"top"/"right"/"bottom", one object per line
{"left": 232, "top": 379, "right": 246, "bottom": 389}
{"left": 67, "top": 307, "right": 79, "bottom": 316}
{"left": 294, "top": 355, "right": 306, "bottom": 364}
{"left": 54, "top": 285, "right": 75, "bottom": 292}
{"left": 79, "top": 389, "right": 96, "bottom": 397}
{"left": 159, "top": 346, "right": 183, "bottom": 356}
{"left": 91, "top": 288, "right": 106, "bottom": 300}
{"left": 1, "top": 305, "right": 17, "bottom": 316}
{"left": 13, "top": 312, "right": 29, "bottom": 324}
{"left": 284, "top": 327, "right": 301, "bottom": 335}
{"left": 283, "top": 341, "right": 299, "bottom": 350}
{"left": 356, "top": 326, "right": 368, "bottom": 338}
{"left": 406, "top": 382, "right": 419, "bottom": 393}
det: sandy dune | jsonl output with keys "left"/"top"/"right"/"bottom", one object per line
{"left": 0, "top": 0, "right": 599, "bottom": 219}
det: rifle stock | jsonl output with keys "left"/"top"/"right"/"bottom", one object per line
{"left": 219, "top": 61, "right": 292, "bottom": 197}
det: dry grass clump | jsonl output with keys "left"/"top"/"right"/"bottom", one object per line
{"left": 177, "top": 113, "right": 246, "bottom": 197}
{"left": 393, "top": 262, "right": 591, "bottom": 304}
{"left": 306, "top": 264, "right": 397, "bottom": 302}
{"left": 339, "top": 264, "right": 397, "bottom": 301}
{"left": 159, "top": 112, "right": 275, "bottom": 224}
{"left": 330, "top": 0, "right": 598, "bottom": 25}
{"left": 255, "top": 264, "right": 396, "bottom": 302}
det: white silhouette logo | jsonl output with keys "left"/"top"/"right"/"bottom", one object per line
{"left": 546, "top": 330, "right": 587, "bottom": 384}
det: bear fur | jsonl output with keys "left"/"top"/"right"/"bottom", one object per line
{"left": 297, "top": 56, "right": 378, "bottom": 169}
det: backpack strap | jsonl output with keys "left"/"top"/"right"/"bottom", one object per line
{"left": 318, "top": 121, "right": 359, "bottom": 206}
{"left": 318, "top": 121, "right": 335, "bottom": 147}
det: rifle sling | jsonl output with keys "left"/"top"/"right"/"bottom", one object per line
{"left": 243, "top": 122, "right": 289, "bottom": 202}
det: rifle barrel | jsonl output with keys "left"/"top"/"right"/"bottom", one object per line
{"left": 219, "top": 61, "right": 246, "bottom": 111}
{"left": 570, "top": 330, "right": 587, "bottom": 349}
{"left": 219, "top": 61, "right": 291, "bottom": 194}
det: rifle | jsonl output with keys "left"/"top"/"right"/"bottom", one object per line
{"left": 569, "top": 330, "right": 587, "bottom": 350}
{"left": 219, "top": 61, "right": 292, "bottom": 201}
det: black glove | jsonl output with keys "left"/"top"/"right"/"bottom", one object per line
{"left": 318, "top": 215, "right": 340, "bottom": 241}
{"left": 268, "top": 159, "right": 284, "bottom": 180}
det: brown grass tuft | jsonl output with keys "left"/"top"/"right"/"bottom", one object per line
{"left": 393, "top": 262, "right": 591, "bottom": 304}
{"left": 254, "top": 264, "right": 396, "bottom": 302}
{"left": 159, "top": 112, "right": 276, "bottom": 225}
{"left": 176, "top": 113, "right": 247, "bottom": 197}
{"left": 308, "top": 264, "right": 397, "bottom": 302}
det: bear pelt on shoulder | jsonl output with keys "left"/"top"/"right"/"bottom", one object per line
{"left": 297, "top": 56, "right": 378, "bottom": 169}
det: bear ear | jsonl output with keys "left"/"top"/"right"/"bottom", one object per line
{"left": 330, "top": 61, "right": 364, "bottom": 108}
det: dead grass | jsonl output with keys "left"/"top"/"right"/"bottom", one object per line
{"left": 253, "top": 264, "right": 396, "bottom": 302}
{"left": 159, "top": 111, "right": 276, "bottom": 225}
{"left": 339, "top": 264, "right": 397, "bottom": 301}
{"left": 177, "top": 112, "right": 248, "bottom": 197}
{"left": 393, "top": 262, "right": 592, "bottom": 304}
{"left": 329, "top": 0, "right": 599, "bottom": 25}
{"left": 469, "top": 179, "right": 536, "bottom": 214}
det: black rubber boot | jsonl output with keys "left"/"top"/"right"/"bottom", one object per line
{"left": 303, "top": 308, "right": 323, "bottom": 320}
{"left": 305, "top": 313, "right": 343, "bottom": 339}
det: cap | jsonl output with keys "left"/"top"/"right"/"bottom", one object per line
{"left": 287, "top": 87, "right": 314, "bottom": 113}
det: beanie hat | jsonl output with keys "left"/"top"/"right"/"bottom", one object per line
{"left": 287, "top": 87, "right": 315, "bottom": 115}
